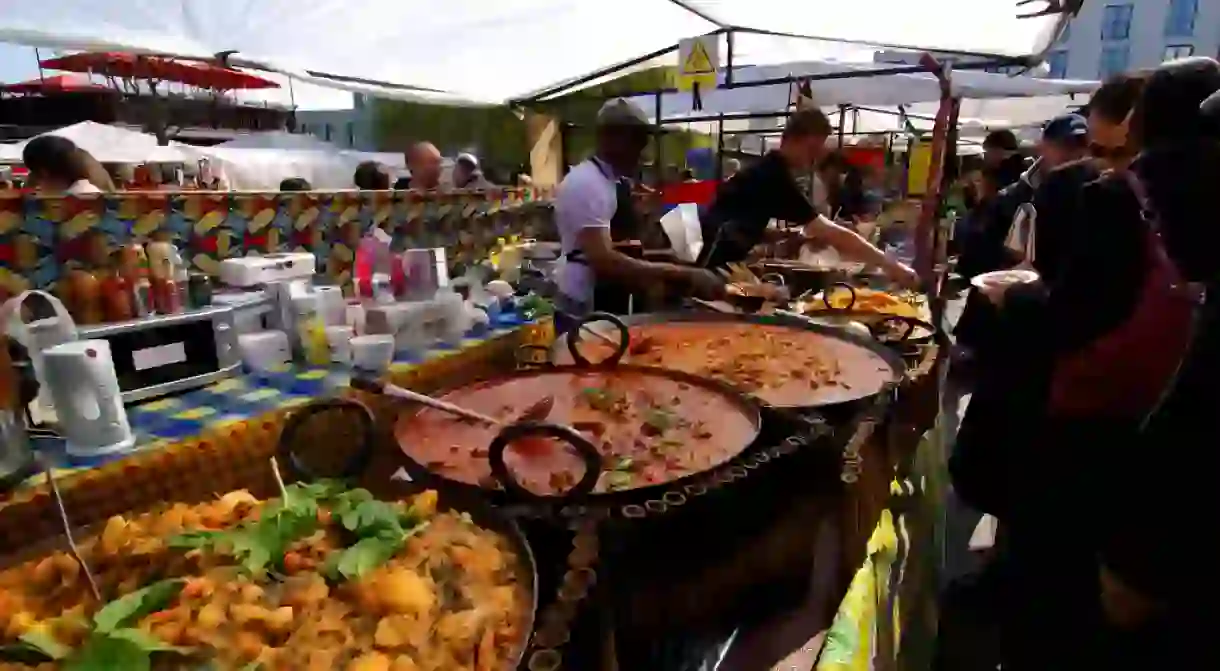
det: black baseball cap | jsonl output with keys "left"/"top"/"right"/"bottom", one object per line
{"left": 1042, "top": 114, "right": 1088, "bottom": 142}
{"left": 983, "top": 129, "right": 1020, "bottom": 152}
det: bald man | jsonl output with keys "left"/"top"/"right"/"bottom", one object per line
{"left": 404, "top": 142, "right": 442, "bottom": 190}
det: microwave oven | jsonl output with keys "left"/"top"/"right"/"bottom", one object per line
{"left": 75, "top": 304, "right": 242, "bottom": 404}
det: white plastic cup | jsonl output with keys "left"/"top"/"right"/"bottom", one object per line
{"left": 350, "top": 334, "right": 395, "bottom": 373}
{"left": 325, "top": 325, "right": 355, "bottom": 364}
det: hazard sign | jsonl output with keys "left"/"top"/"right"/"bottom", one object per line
{"left": 677, "top": 35, "right": 719, "bottom": 92}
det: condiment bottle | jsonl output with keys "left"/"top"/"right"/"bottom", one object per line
{"left": 60, "top": 269, "right": 102, "bottom": 325}
{"left": 98, "top": 254, "right": 135, "bottom": 322}
{"left": 118, "top": 245, "right": 151, "bottom": 317}
{"left": 150, "top": 259, "right": 181, "bottom": 314}
{"left": 294, "top": 296, "right": 330, "bottom": 366}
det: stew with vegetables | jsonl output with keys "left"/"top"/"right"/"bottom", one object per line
{"left": 0, "top": 485, "right": 531, "bottom": 671}
{"left": 569, "top": 322, "right": 898, "bottom": 408}
{"left": 395, "top": 370, "right": 759, "bottom": 495}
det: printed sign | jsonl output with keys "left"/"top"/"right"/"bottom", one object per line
{"left": 677, "top": 35, "right": 719, "bottom": 92}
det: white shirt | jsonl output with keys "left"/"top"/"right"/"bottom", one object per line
{"left": 65, "top": 180, "right": 102, "bottom": 196}
{"left": 554, "top": 159, "right": 618, "bottom": 303}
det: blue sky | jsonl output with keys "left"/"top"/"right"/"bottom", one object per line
{"left": 0, "top": 43, "right": 42, "bottom": 83}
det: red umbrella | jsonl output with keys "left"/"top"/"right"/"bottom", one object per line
{"left": 39, "top": 52, "right": 280, "bottom": 90}
{"left": 0, "top": 74, "right": 112, "bottom": 94}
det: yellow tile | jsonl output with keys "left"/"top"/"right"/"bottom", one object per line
{"left": 209, "top": 378, "right": 247, "bottom": 393}
{"left": 137, "top": 399, "right": 181, "bottom": 412}
{"left": 277, "top": 396, "right": 311, "bottom": 409}
{"left": 297, "top": 370, "right": 329, "bottom": 381}
{"left": 173, "top": 407, "right": 217, "bottom": 420}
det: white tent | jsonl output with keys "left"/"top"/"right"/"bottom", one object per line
{"left": 214, "top": 131, "right": 405, "bottom": 168}
{"left": 0, "top": 1, "right": 1067, "bottom": 104}
{"left": 0, "top": 121, "right": 192, "bottom": 163}
{"left": 630, "top": 61, "right": 1096, "bottom": 122}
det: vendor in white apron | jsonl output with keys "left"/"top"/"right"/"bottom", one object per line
{"left": 553, "top": 99, "right": 724, "bottom": 333}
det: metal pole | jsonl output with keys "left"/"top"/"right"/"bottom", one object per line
{"left": 837, "top": 104, "right": 848, "bottom": 148}
{"left": 33, "top": 48, "right": 46, "bottom": 86}
{"left": 654, "top": 91, "right": 664, "bottom": 188}
{"left": 716, "top": 113, "right": 725, "bottom": 180}
{"left": 724, "top": 29, "right": 735, "bottom": 87}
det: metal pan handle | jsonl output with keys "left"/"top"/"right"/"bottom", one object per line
{"left": 566, "top": 311, "right": 630, "bottom": 367}
{"left": 277, "top": 398, "right": 376, "bottom": 483}
{"left": 822, "top": 282, "right": 858, "bottom": 310}
{"left": 487, "top": 421, "right": 603, "bottom": 503}
{"left": 868, "top": 315, "right": 919, "bottom": 343}
{"left": 760, "top": 272, "right": 786, "bottom": 286}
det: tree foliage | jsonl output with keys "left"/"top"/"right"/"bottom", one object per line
{"left": 373, "top": 65, "right": 713, "bottom": 174}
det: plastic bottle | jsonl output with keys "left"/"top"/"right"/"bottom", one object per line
{"left": 98, "top": 263, "right": 135, "bottom": 323}
{"left": 295, "top": 296, "right": 330, "bottom": 366}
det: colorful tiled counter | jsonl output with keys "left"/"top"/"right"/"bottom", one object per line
{"left": 0, "top": 187, "right": 554, "bottom": 299}
{"left": 0, "top": 316, "right": 554, "bottom": 551}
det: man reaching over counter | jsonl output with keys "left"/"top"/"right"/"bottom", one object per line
{"left": 697, "top": 109, "right": 919, "bottom": 288}
{"left": 554, "top": 99, "right": 725, "bottom": 330}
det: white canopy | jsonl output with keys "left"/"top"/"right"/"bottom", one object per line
{"left": 0, "top": 1, "right": 1065, "bottom": 104}
{"left": 0, "top": 121, "right": 192, "bottom": 163}
{"left": 635, "top": 60, "right": 1097, "bottom": 122}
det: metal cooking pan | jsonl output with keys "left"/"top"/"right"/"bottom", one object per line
{"left": 353, "top": 365, "right": 764, "bottom": 518}
{"left": 275, "top": 398, "right": 540, "bottom": 671}
{"left": 794, "top": 282, "right": 940, "bottom": 350}
{"left": 550, "top": 311, "right": 906, "bottom": 415}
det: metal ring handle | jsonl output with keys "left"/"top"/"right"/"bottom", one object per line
{"left": 488, "top": 421, "right": 602, "bottom": 503}
{"left": 277, "top": 398, "right": 376, "bottom": 483}
{"left": 822, "top": 282, "right": 858, "bottom": 310}
{"left": 566, "top": 311, "right": 629, "bottom": 367}
{"left": 760, "top": 272, "right": 786, "bottom": 286}
{"left": 868, "top": 315, "right": 921, "bottom": 343}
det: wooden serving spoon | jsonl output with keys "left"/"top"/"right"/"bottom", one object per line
{"left": 351, "top": 377, "right": 553, "bottom": 427}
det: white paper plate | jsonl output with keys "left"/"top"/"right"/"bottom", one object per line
{"left": 970, "top": 268, "right": 1039, "bottom": 289}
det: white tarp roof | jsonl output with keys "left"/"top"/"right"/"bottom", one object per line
{"left": 637, "top": 61, "right": 1097, "bottom": 122}
{"left": 0, "top": 1, "right": 1064, "bottom": 104}
{"left": 0, "top": 121, "right": 192, "bottom": 162}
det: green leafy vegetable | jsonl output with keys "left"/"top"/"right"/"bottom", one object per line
{"left": 93, "top": 579, "right": 185, "bottom": 633}
{"left": 166, "top": 481, "right": 347, "bottom": 575}
{"left": 643, "top": 407, "right": 677, "bottom": 433}
{"left": 579, "top": 387, "right": 622, "bottom": 412}
{"left": 65, "top": 634, "right": 153, "bottom": 671}
{"left": 19, "top": 629, "right": 72, "bottom": 660}
{"left": 0, "top": 629, "right": 73, "bottom": 663}
{"left": 322, "top": 492, "right": 430, "bottom": 581}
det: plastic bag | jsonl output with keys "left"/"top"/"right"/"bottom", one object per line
{"left": 658, "top": 203, "right": 704, "bottom": 262}
{"left": 2, "top": 290, "right": 78, "bottom": 410}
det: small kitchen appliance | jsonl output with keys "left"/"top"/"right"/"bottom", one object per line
{"left": 40, "top": 339, "right": 135, "bottom": 459}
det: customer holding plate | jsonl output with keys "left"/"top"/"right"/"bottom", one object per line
{"left": 696, "top": 108, "right": 918, "bottom": 288}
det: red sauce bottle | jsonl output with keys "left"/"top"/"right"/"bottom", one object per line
{"left": 98, "top": 264, "right": 135, "bottom": 323}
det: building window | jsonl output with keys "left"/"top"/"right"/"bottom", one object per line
{"left": 1099, "top": 45, "right": 1130, "bottom": 78}
{"left": 1164, "top": 44, "right": 1195, "bottom": 61}
{"left": 1047, "top": 50, "right": 1069, "bottom": 79}
{"left": 1164, "top": 0, "right": 1197, "bottom": 37}
{"left": 1101, "top": 4, "right": 1133, "bottom": 40}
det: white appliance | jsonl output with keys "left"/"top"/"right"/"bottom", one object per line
{"left": 40, "top": 339, "right": 135, "bottom": 458}
{"left": 219, "top": 254, "right": 319, "bottom": 359}
{"left": 218, "top": 252, "right": 317, "bottom": 287}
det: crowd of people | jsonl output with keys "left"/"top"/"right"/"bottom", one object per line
{"left": 2, "top": 134, "right": 526, "bottom": 196}
{"left": 937, "top": 57, "right": 1220, "bottom": 670}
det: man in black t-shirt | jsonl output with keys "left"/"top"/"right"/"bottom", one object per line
{"left": 697, "top": 109, "right": 918, "bottom": 287}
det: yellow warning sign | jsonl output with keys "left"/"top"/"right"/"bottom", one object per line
{"left": 677, "top": 36, "right": 719, "bottom": 92}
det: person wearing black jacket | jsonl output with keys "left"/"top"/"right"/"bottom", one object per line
{"left": 949, "top": 61, "right": 1220, "bottom": 670}
{"left": 953, "top": 115, "right": 1092, "bottom": 352}
{"left": 1092, "top": 58, "right": 1220, "bottom": 668}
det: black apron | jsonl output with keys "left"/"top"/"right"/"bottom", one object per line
{"left": 565, "top": 158, "right": 642, "bottom": 315}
